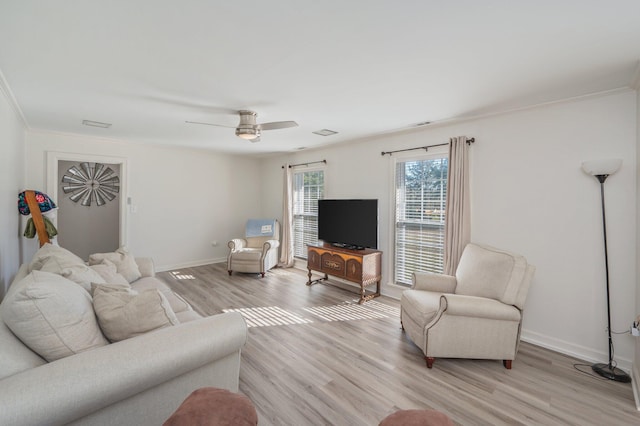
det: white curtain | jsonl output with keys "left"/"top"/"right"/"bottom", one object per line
{"left": 444, "top": 136, "right": 471, "bottom": 275}
{"left": 279, "top": 164, "right": 295, "bottom": 267}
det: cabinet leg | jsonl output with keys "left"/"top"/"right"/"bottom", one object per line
{"left": 307, "top": 270, "right": 328, "bottom": 286}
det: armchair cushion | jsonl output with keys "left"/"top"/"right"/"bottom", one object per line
{"left": 400, "top": 290, "right": 442, "bottom": 326}
{"left": 454, "top": 243, "right": 529, "bottom": 307}
{"left": 229, "top": 248, "right": 263, "bottom": 261}
{"left": 440, "top": 294, "right": 521, "bottom": 321}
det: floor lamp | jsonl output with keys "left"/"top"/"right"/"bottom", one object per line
{"left": 581, "top": 158, "right": 630, "bottom": 383}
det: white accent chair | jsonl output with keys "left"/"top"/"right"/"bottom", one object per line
{"left": 227, "top": 220, "right": 280, "bottom": 278}
{"left": 400, "top": 243, "right": 535, "bottom": 369}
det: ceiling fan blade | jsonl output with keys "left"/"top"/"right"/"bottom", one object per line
{"left": 259, "top": 121, "right": 298, "bottom": 131}
{"left": 185, "top": 120, "right": 236, "bottom": 128}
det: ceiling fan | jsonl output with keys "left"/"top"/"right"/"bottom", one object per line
{"left": 186, "top": 110, "right": 298, "bottom": 142}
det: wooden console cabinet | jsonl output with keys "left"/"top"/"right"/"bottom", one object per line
{"left": 306, "top": 244, "right": 382, "bottom": 304}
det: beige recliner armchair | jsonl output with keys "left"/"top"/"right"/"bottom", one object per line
{"left": 228, "top": 219, "right": 280, "bottom": 277}
{"left": 400, "top": 243, "right": 535, "bottom": 369}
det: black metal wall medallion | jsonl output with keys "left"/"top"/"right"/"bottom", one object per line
{"left": 61, "top": 162, "right": 120, "bottom": 206}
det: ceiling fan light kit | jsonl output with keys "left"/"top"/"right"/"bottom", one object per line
{"left": 236, "top": 110, "right": 261, "bottom": 141}
{"left": 187, "top": 109, "right": 298, "bottom": 143}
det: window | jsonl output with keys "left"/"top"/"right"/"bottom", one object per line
{"left": 293, "top": 169, "right": 324, "bottom": 259}
{"left": 394, "top": 155, "right": 448, "bottom": 285}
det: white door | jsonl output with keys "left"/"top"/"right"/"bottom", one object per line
{"left": 47, "top": 153, "right": 128, "bottom": 260}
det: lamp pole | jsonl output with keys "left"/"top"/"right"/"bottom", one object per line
{"left": 589, "top": 173, "right": 630, "bottom": 382}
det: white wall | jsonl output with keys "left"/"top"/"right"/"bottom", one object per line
{"left": 260, "top": 90, "right": 638, "bottom": 370}
{"left": 0, "top": 78, "right": 26, "bottom": 298}
{"left": 25, "top": 131, "right": 262, "bottom": 271}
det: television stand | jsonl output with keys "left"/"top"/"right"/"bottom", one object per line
{"left": 306, "top": 244, "right": 382, "bottom": 304}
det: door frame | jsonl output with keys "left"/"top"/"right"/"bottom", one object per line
{"left": 46, "top": 151, "right": 129, "bottom": 247}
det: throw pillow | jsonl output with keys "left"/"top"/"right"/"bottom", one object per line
{"left": 88, "top": 247, "right": 142, "bottom": 283}
{"left": 29, "top": 242, "right": 85, "bottom": 271}
{"left": 90, "top": 259, "right": 130, "bottom": 287}
{"left": 28, "top": 242, "right": 105, "bottom": 292}
{"left": 92, "top": 284, "right": 179, "bottom": 342}
{"left": 2, "top": 271, "right": 109, "bottom": 362}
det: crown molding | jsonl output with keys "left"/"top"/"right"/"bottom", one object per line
{"left": 0, "top": 67, "right": 29, "bottom": 127}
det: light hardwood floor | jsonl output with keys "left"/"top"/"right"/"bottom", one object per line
{"left": 159, "top": 263, "right": 640, "bottom": 426}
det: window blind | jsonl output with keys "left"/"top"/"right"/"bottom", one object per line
{"left": 293, "top": 170, "right": 324, "bottom": 259}
{"left": 394, "top": 157, "right": 448, "bottom": 285}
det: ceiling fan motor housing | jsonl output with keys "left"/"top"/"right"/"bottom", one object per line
{"left": 236, "top": 110, "right": 260, "bottom": 140}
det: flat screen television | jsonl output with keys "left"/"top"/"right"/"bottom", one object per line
{"left": 317, "top": 199, "right": 378, "bottom": 250}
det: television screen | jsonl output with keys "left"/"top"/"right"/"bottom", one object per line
{"left": 317, "top": 199, "right": 378, "bottom": 249}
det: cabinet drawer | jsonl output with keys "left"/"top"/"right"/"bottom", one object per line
{"left": 320, "top": 252, "right": 346, "bottom": 277}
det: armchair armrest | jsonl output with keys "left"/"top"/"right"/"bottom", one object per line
{"left": 412, "top": 271, "right": 457, "bottom": 293}
{"left": 440, "top": 294, "right": 521, "bottom": 321}
{"left": 228, "top": 239, "right": 247, "bottom": 251}
{"left": 0, "top": 312, "right": 248, "bottom": 426}
{"left": 135, "top": 257, "right": 155, "bottom": 277}
{"left": 262, "top": 239, "right": 280, "bottom": 255}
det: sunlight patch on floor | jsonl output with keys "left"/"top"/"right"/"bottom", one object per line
{"left": 358, "top": 300, "right": 401, "bottom": 317}
{"left": 223, "top": 306, "right": 313, "bottom": 327}
{"left": 303, "top": 302, "right": 389, "bottom": 322}
{"left": 170, "top": 271, "right": 195, "bottom": 280}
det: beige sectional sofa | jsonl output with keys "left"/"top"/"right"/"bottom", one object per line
{"left": 0, "top": 244, "right": 248, "bottom": 426}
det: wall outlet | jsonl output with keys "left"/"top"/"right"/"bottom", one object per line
{"left": 632, "top": 325, "right": 640, "bottom": 337}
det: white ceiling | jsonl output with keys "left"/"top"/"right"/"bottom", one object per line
{"left": 1, "top": 1, "right": 639, "bottom": 155}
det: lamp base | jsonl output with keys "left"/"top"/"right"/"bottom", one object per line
{"left": 591, "top": 363, "right": 631, "bottom": 382}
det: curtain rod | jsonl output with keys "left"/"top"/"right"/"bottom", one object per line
{"left": 381, "top": 137, "right": 475, "bottom": 156}
{"left": 281, "top": 159, "right": 327, "bottom": 169}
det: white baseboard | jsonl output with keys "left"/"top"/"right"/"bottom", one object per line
{"left": 156, "top": 257, "right": 225, "bottom": 272}
{"left": 632, "top": 363, "right": 640, "bottom": 411}
{"left": 520, "top": 329, "right": 632, "bottom": 373}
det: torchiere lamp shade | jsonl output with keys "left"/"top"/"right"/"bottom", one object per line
{"left": 581, "top": 159, "right": 622, "bottom": 176}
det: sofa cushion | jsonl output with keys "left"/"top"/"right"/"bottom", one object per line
{"left": 0, "top": 265, "right": 48, "bottom": 380}
{"left": 90, "top": 260, "right": 130, "bottom": 287}
{"left": 28, "top": 243, "right": 105, "bottom": 292}
{"left": 92, "top": 283, "right": 179, "bottom": 342}
{"left": 2, "top": 271, "right": 109, "bottom": 362}
{"left": 89, "top": 247, "right": 142, "bottom": 283}
{"left": 132, "top": 277, "right": 193, "bottom": 314}
{"left": 29, "top": 243, "right": 84, "bottom": 271}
